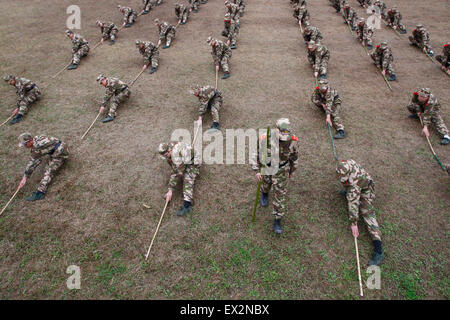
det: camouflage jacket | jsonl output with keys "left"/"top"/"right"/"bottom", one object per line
{"left": 197, "top": 86, "right": 221, "bottom": 115}
{"left": 308, "top": 45, "right": 330, "bottom": 71}
{"left": 386, "top": 9, "right": 402, "bottom": 25}
{"left": 12, "top": 77, "right": 38, "bottom": 100}
{"left": 211, "top": 40, "right": 232, "bottom": 64}
{"left": 412, "top": 28, "right": 430, "bottom": 47}
{"left": 339, "top": 159, "right": 374, "bottom": 222}
{"left": 100, "top": 22, "right": 118, "bottom": 40}
{"left": 166, "top": 142, "right": 200, "bottom": 190}
{"left": 139, "top": 41, "right": 158, "bottom": 65}
{"left": 71, "top": 33, "right": 89, "bottom": 53}
{"left": 102, "top": 78, "right": 129, "bottom": 105}
{"left": 121, "top": 7, "right": 137, "bottom": 21}
{"left": 373, "top": 45, "right": 393, "bottom": 70}
{"left": 294, "top": 6, "right": 309, "bottom": 20}
{"left": 175, "top": 5, "right": 189, "bottom": 18}
{"left": 311, "top": 87, "right": 341, "bottom": 114}
{"left": 24, "top": 135, "right": 63, "bottom": 177}
{"left": 158, "top": 22, "right": 175, "bottom": 39}
{"left": 227, "top": 3, "right": 240, "bottom": 23}
{"left": 410, "top": 91, "right": 441, "bottom": 127}
{"left": 303, "top": 26, "right": 323, "bottom": 43}
{"left": 252, "top": 134, "right": 299, "bottom": 175}
{"left": 357, "top": 22, "right": 373, "bottom": 39}
{"left": 225, "top": 19, "right": 239, "bottom": 38}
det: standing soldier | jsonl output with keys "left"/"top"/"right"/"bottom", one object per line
{"left": 356, "top": 18, "right": 374, "bottom": 49}
{"left": 371, "top": 41, "right": 396, "bottom": 81}
{"left": 155, "top": 19, "right": 176, "bottom": 49}
{"left": 141, "top": 0, "right": 153, "bottom": 15}
{"left": 118, "top": 5, "right": 137, "bottom": 28}
{"left": 190, "top": 84, "right": 223, "bottom": 130}
{"left": 16, "top": 133, "right": 69, "bottom": 201}
{"left": 311, "top": 79, "right": 346, "bottom": 139}
{"left": 66, "top": 30, "right": 89, "bottom": 70}
{"left": 303, "top": 24, "right": 323, "bottom": 44}
{"left": 225, "top": 1, "right": 241, "bottom": 25}
{"left": 436, "top": 43, "right": 449, "bottom": 75}
{"left": 207, "top": 36, "right": 232, "bottom": 79}
{"left": 175, "top": 2, "right": 190, "bottom": 25}
{"left": 252, "top": 118, "right": 299, "bottom": 234}
{"left": 372, "top": 0, "right": 387, "bottom": 19}
{"left": 158, "top": 141, "right": 201, "bottom": 216}
{"left": 385, "top": 6, "right": 407, "bottom": 34}
{"left": 409, "top": 24, "right": 434, "bottom": 57}
{"left": 3, "top": 75, "right": 41, "bottom": 125}
{"left": 136, "top": 40, "right": 159, "bottom": 74}
{"left": 222, "top": 12, "right": 239, "bottom": 49}
{"left": 336, "top": 160, "right": 384, "bottom": 266}
{"left": 307, "top": 40, "right": 330, "bottom": 79}
{"left": 293, "top": 4, "right": 310, "bottom": 28}
{"left": 96, "top": 20, "right": 119, "bottom": 45}
{"left": 407, "top": 88, "right": 449, "bottom": 145}
{"left": 96, "top": 75, "right": 131, "bottom": 123}
{"left": 341, "top": 3, "right": 358, "bottom": 31}
{"left": 189, "top": 0, "right": 200, "bottom": 12}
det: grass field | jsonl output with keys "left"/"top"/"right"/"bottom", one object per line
{"left": 0, "top": 0, "right": 448, "bottom": 299}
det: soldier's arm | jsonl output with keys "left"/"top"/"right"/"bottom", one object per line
{"left": 346, "top": 185, "right": 361, "bottom": 223}
{"left": 24, "top": 154, "right": 43, "bottom": 178}
{"left": 168, "top": 169, "right": 179, "bottom": 191}
{"left": 102, "top": 87, "right": 114, "bottom": 106}
{"left": 289, "top": 142, "right": 299, "bottom": 175}
{"left": 381, "top": 50, "right": 390, "bottom": 70}
{"left": 311, "top": 90, "right": 320, "bottom": 105}
{"left": 325, "top": 94, "right": 334, "bottom": 115}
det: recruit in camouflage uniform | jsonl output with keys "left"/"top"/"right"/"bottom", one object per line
{"left": 3, "top": 75, "right": 41, "bottom": 124}
{"left": 356, "top": 18, "right": 374, "bottom": 49}
{"left": 232, "top": 0, "right": 245, "bottom": 16}
{"left": 190, "top": 85, "right": 223, "bottom": 130}
{"left": 96, "top": 21, "right": 119, "bottom": 45}
{"left": 303, "top": 24, "right": 323, "bottom": 44}
{"left": 342, "top": 3, "right": 358, "bottom": 30}
{"left": 207, "top": 37, "right": 232, "bottom": 79}
{"left": 252, "top": 118, "right": 299, "bottom": 234}
{"left": 155, "top": 19, "right": 176, "bottom": 49}
{"left": 336, "top": 159, "right": 384, "bottom": 266}
{"left": 189, "top": 0, "right": 200, "bottom": 12}
{"left": 17, "top": 133, "right": 69, "bottom": 201}
{"left": 97, "top": 75, "right": 131, "bottom": 123}
{"left": 136, "top": 40, "right": 159, "bottom": 74}
{"left": 385, "top": 6, "right": 407, "bottom": 34}
{"left": 222, "top": 13, "right": 239, "bottom": 49}
{"left": 436, "top": 43, "right": 450, "bottom": 74}
{"left": 66, "top": 30, "right": 89, "bottom": 70}
{"left": 311, "top": 79, "right": 346, "bottom": 139}
{"left": 357, "top": 0, "right": 371, "bottom": 7}
{"left": 293, "top": 4, "right": 310, "bottom": 27}
{"left": 225, "top": 1, "right": 240, "bottom": 25}
{"left": 159, "top": 141, "right": 201, "bottom": 216}
{"left": 372, "top": 0, "right": 387, "bottom": 19}
{"left": 118, "top": 5, "right": 137, "bottom": 27}
{"left": 307, "top": 41, "right": 330, "bottom": 79}
{"left": 407, "top": 88, "right": 450, "bottom": 145}
{"left": 141, "top": 0, "right": 153, "bottom": 14}
{"left": 371, "top": 41, "right": 396, "bottom": 81}
{"left": 175, "top": 3, "right": 190, "bottom": 25}
{"left": 409, "top": 25, "right": 434, "bottom": 56}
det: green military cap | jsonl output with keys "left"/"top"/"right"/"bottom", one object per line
{"left": 276, "top": 118, "right": 291, "bottom": 141}
{"left": 18, "top": 132, "right": 33, "bottom": 147}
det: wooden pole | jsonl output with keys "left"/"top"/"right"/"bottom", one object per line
{"left": 419, "top": 116, "right": 447, "bottom": 171}
{"left": 81, "top": 111, "right": 102, "bottom": 140}
{"left": 354, "top": 236, "right": 364, "bottom": 297}
{"left": 145, "top": 200, "right": 169, "bottom": 260}
{"left": 91, "top": 41, "right": 102, "bottom": 51}
{"left": 51, "top": 62, "right": 72, "bottom": 79}
{"left": 0, "top": 186, "right": 21, "bottom": 216}
{"left": 215, "top": 69, "right": 218, "bottom": 89}
{"left": 0, "top": 114, "right": 14, "bottom": 128}
{"left": 129, "top": 68, "right": 146, "bottom": 87}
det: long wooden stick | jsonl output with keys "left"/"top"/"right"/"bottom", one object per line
{"left": 378, "top": 68, "right": 393, "bottom": 92}
{"left": 51, "top": 62, "right": 72, "bottom": 79}
{"left": 419, "top": 116, "right": 447, "bottom": 171}
{"left": 327, "top": 123, "right": 338, "bottom": 161}
{"left": 145, "top": 200, "right": 169, "bottom": 260}
{"left": 0, "top": 114, "right": 14, "bottom": 127}
{"left": 0, "top": 186, "right": 21, "bottom": 216}
{"left": 382, "top": 20, "right": 401, "bottom": 38}
{"left": 91, "top": 41, "right": 102, "bottom": 51}
{"left": 81, "top": 111, "right": 101, "bottom": 140}
{"left": 354, "top": 236, "right": 364, "bottom": 297}
{"left": 215, "top": 69, "right": 218, "bottom": 89}
{"left": 130, "top": 68, "right": 146, "bottom": 86}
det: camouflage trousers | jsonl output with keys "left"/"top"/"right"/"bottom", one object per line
{"left": 109, "top": 88, "right": 131, "bottom": 117}
{"left": 217, "top": 55, "right": 230, "bottom": 73}
{"left": 436, "top": 55, "right": 449, "bottom": 68}
{"left": 143, "top": 1, "right": 152, "bottom": 11}
{"left": 163, "top": 29, "right": 176, "bottom": 47}
{"left": 347, "top": 184, "right": 381, "bottom": 241}
{"left": 314, "top": 58, "right": 328, "bottom": 77}
{"left": 72, "top": 45, "right": 89, "bottom": 64}
{"left": 358, "top": 31, "right": 373, "bottom": 47}
{"left": 182, "top": 165, "right": 200, "bottom": 202}
{"left": 190, "top": 0, "right": 199, "bottom": 11}
{"left": 125, "top": 13, "right": 137, "bottom": 25}
{"left": 299, "top": 14, "right": 310, "bottom": 26}
{"left": 38, "top": 143, "right": 69, "bottom": 193}
{"left": 261, "top": 167, "right": 290, "bottom": 219}
{"left": 18, "top": 87, "right": 41, "bottom": 116}
{"left": 207, "top": 95, "right": 222, "bottom": 123}
{"left": 315, "top": 101, "right": 344, "bottom": 131}
{"left": 177, "top": 10, "right": 189, "bottom": 23}
{"left": 145, "top": 51, "right": 159, "bottom": 69}
{"left": 108, "top": 29, "right": 118, "bottom": 41}
{"left": 407, "top": 103, "right": 449, "bottom": 136}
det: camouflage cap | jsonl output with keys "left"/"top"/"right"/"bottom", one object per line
{"left": 224, "top": 1, "right": 230, "bottom": 6}
{"left": 416, "top": 24, "right": 423, "bottom": 28}
{"left": 336, "top": 160, "right": 350, "bottom": 176}
{"left": 3, "top": 74, "right": 14, "bottom": 82}
{"left": 158, "top": 142, "right": 176, "bottom": 158}
{"left": 96, "top": 20, "right": 103, "bottom": 26}
{"left": 276, "top": 118, "right": 291, "bottom": 141}
{"left": 117, "top": 5, "right": 122, "bottom": 9}
{"left": 154, "top": 18, "right": 160, "bottom": 24}
{"left": 96, "top": 74, "right": 107, "bottom": 83}
{"left": 380, "top": 41, "right": 388, "bottom": 48}
{"left": 417, "top": 87, "right": 431, "bottom": 97}
{"left": 307, "top": 40, "right": 316, "bottom": 49}
{"left": 135, "top": 40, "right": 142, "bottom": 46}
{"left": 224, "top": 12, "right": 231, "bottom": 19}
{"left": 18, "top": 132, "right": 33, "bottom": 147}
{"left": 65, "top": 29, "right": 74, "bottom": 35}
{"left": 189, "top": 84, "right": 201, "bottom": 95}
{"left": 206, "top": 36, "right": 215, "bottom": 44}
{"left": 318, "top": 78, "right": 328, "bottom": 89}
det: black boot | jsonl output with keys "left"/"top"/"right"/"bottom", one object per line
{"left": 273, "top": 218, "right": 282, "bottom": 234}
{"left": 369, "top": 240, "right": 385, "bottom": 266}
{"left": 440, "top": 137, "right": 450, "bottom": 145}
{"left": 210, "top": 122, "right": 220, "bottom": 131}
{"left": 10, "top": 114, "right": 23, "bottom": 125}
{"left": 109, "top": 40, "right": 115, "bottom": 45}
{"left": 338, "top": 189, "right": 347, "bottom": 197}
{"left": 149, "top": 67, "right": 158, "bottom": 74}
{"left": 408, "top": 113, "right": 419, "bottom": 119}
{"left": 260, "top": 192, "right": 268, "bottom": 207}
{"left": 102, "top": 115, "right": 115, "bottom": 123}
{"left": 177, "top": 201, "right": 192, "bottom": 216}
{"left": 26, "top": 191, "right": 45, "bottom": 201}
{"left": 125, "top": 23, "right": 132, "bottom": 28}
{"left": 334, "top": 130, "right": 346, "bottom": 139}
{"left": 67, "top": 63, "right": 78, "bottom": 70}
{"left": 221, "top": 72, "right": 230, "bottom": 79}
{"left": 142, "top": 10, "right": 149, "bottom": 15}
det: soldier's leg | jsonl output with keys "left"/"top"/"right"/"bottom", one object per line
{"left": 183, "top": 166, "right": 199, "bottom": 203}
{"left": 110, "top": 30, "right": 117, "bottom": 41}
{"left": 151, "top": 51, "right": 159, "bottom": 69}
{"left": 331, "top": 103, "right": 345, "bottom": 131}
{"left": 431, "top": 112, "right": 449, "bottom": 138}
{"left": 359, "top": 185, "right": 381, "bottom": 241}
{"left": 272, "top": 170, "right": 288, "bottom": 219}
{"left": 221, "top": 57, "right": 230, "bottom": 73}
{"left": 319, "top": 59, "right": 328, "bottom": 77}
{"left": 72, "top": 51, "right": 82, "bottom": 65}
{"left": 260, "top": 175, "right": 272, "bottom": 194}
{"left": 210, "top": 96, "right": 221, "bottom": 124}
{"left": 18, "top": 99, "right": 30, "bottom": 116}
{"left": 166, "top": 30, "right": 175, "bottom": 46}
{"left": 108, "top": 95, "right": 120, "bottom": 117}
{"left": 37, "top": 157, "right": 65, "bottom": 193}
{"left": 408, "top": 36, "right": 418, "bottom": 46}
